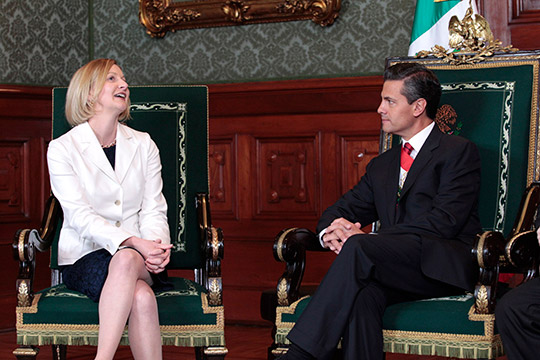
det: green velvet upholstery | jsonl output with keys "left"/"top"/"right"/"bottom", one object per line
{"left": 272, "top": 52, "right": 540, "bottom": 359}
{"left": 17, "top": 278, "right": 224, "bottom": 347}
{"left": 276, "top": 295, "right": 503, "bottom": 359}
{"left": 15, "top": 85, "right": 226, "bottom": 359}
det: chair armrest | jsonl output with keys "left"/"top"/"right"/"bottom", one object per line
{"left": 505, "top": 230, "right": 539, "bottom": 280}
{"left": 196, "top": 193, "right": 224, "bottom": 306}
{"left": 472, "top": 230, "right": 505, "bottom": 314}
{"left": 503, "top": 182, "right": 540, "bottom": 280}
{"left": 273, "top": 228, "right": 324, "bottom": 306}
{"left": 12, "top": 195, "right": 62, "bottom": 307}
{"left": 472, "top": 183, "right": 540, "bottom": 314}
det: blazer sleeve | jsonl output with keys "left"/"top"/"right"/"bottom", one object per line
{"left": 138, "top": 136, "right": 170, "bottom": 244}
{"left": 316, "top": 158, "right": 379, "bottom": 234}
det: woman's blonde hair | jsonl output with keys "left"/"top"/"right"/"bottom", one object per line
{"left": 65, "top": 58, "right": 131, "bottom": 126}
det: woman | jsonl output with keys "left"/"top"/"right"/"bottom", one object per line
{"left": 47, "top": 58, "right": 172, "bottom": 360}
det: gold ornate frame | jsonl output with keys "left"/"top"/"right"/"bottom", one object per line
{"left": 139, "top": 0, "right": 341, "bottom": 37}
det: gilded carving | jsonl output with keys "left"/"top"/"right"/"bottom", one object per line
{"left": 139, "top": 0, "right": 201, "bottom": 37}
{"left": 204, "top": 346, "right": 229, "bottom": 356}
{"left": 277, "top": 278, "right": 289, "bottom": 306}
{"left": 139, "top": 0, "right": 341, "bottom": 37}
{"left": 475, "top": 285, "right": 489, "bottom": 314}
{"left": 416, "top": 1, "right": 518, "bottom": 65}
{"left": 277, "top": 0, "right": 338, "bottom": 26}
{"left": 17, "top": 281, "right": 31, "bottom": 307}
{"left": 211, "top": 227, "right": 219, "bottom": 261}
{"left": 276, "top": 227, "right": 297, "bottom": 262}
{"left": 222, "top": 1, "right": 251, "bottom": 23}
{"left": 208, "top": 278, "right": 222, "bottom": 305}
{"left": 13, "top": 347, "right": 39, "bottom": 356}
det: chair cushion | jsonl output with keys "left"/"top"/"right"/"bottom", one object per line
{"left": 275, "top": 294, "right": 503, "bottom": 359}
{"left": 16, "top": 277, "right": 224, "bottom": 347}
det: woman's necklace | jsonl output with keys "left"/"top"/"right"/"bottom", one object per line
{"left": 101, "top": 139, "right": 116, "bottom": 148}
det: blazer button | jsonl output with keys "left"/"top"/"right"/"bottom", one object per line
{"left": 115, "top": 200, "right": 121, "bottom": 206}
{"left": 115, "top": 221, "right": 121, "bottom": 227}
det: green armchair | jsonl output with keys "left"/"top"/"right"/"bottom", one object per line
{"left": 13, "top": 86, "right": 227, "bottom": 359}
{"left": 265, "top": 51, "right": 540, "bottom": 359}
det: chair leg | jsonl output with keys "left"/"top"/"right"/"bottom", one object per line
{"left": 13, "top": 346, "right": 39, "bottom": 360}
{"left": 269, "top": 344, "right": 287, "bottom": 360}
{"left": 195, "top": 346, "right": 228, "bottom": 360}
{"left": 51, "top": 345, "right": 66, "bottom": 360}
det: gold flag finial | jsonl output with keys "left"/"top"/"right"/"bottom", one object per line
{"left": 416, "top": 0, "right": 518, "bottom": 64}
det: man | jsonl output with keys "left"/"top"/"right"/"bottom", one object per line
{"left": 280, "top": 62, "right": 482, "bottom": 360}
{"left": 495, "top": 223, "right": 540, "bottom": 360}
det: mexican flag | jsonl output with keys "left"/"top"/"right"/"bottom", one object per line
{"left": 408, "top": 0, "right": 478, "bottom": 56}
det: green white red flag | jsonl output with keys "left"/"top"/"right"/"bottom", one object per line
{"left": 408, "top": 0, "right": 478, "bottom": 56}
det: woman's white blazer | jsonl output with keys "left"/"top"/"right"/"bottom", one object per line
{"left": 47, "top": 122, "right": 170, "bottom": 266}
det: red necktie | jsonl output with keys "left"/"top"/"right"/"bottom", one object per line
{"left": 400, "top": 143, "right": 414, "bottom": 171}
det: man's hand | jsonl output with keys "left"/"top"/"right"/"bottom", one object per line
{"left": 536, "top": 228, "right": 540, "bottom": 246}
{"left": 322, "top": 218, "right": 364, "bottom": 254}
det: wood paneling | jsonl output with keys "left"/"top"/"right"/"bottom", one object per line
{"left": 255, "top": 136, "right": 319, "bottom": 218}
{"left": 481, "top": 0, "right": 540, "bottom": 49}
{"left": 209, "top": 138, "right": 237, "bottom": 219}
{"left": 0, "top": 86, "right": 51, "bottom": 236}
{"left": 207, "top": 77, "right": 383, "bottom": 324}
{"left": 0, "top": 85, "right": 52, "bottom": 330}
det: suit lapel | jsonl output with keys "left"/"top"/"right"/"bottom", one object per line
{"left": 385, "top": 146, "right": 401, "bottom": 225}
{"left": 399, "top": 126, "right": 443, "bottom": 198}
{"left": 77, "top": 122, "right": 117, "bottom": 182}
{"left": 115, "top": 124, "right": 139, "bottom": 185}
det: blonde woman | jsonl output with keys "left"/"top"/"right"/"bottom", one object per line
{"left": 47, "top": 58, "right": 172, "bottom": 360}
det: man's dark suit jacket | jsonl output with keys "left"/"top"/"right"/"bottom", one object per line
{"left": 317, "top": 126, "right": 482, "bottom": 291}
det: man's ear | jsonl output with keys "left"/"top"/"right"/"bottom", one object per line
{"left": 413, "top": 98, "right": 427, "bottom": 117}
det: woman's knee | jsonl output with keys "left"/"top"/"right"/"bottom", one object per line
{"left": 109, "top": 249, "right": 144, "bottom": 273}
{"left": 132, "top": 281, "right": 158, "bottom": 313}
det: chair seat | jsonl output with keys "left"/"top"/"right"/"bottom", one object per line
{"left": 16, "top": 277, "right": 225, "bottom": 347}
{"left": 275, "top": 295, "right": 503, "bottom": 359}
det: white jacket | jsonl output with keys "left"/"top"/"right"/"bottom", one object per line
{"left": 47, "top": 122, "right": 170, "bottom": 266}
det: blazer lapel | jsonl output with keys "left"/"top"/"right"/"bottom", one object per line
{"left": 399, "top": 126, "right": 443, "bottom": 198}
{"left": 115, "top": 124, "right": 139, "bottom": 184}
{"left": 78, "top": 123, "right": 118, "bottom": 182}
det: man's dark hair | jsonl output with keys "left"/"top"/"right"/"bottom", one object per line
{"left": 383, "top": 62, "right": 442, "bottom": 120}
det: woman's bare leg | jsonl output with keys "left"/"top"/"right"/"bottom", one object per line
{"left": 95, "top": 249, "right": 153, "bottom": 360}
{"left": 128, "top": 279, "right": 162, "bottom": 360}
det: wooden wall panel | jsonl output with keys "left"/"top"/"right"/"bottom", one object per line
{"left": 340, "top": 135, "right": 380, "bottom": 195}
{"left": 0, "top": 142, "right": 25, "bottom": 218}
{"left": 0, "top": 85, "right": 52, "bottom": 330}
{"left": 209, "top": 138, "right": 237, "bottom": 219}
{"left": 208, "top": 77, "right": 383, "bottom": 324}
{"left": 480, "top": 0, "right": 540, "bottom": 50}
{"left": 255, "top": 136, "right": 319, "bottom": 219}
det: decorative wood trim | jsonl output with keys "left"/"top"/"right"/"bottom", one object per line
{"left": 209, "top": 137, "right": 238, "bottom": 219}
